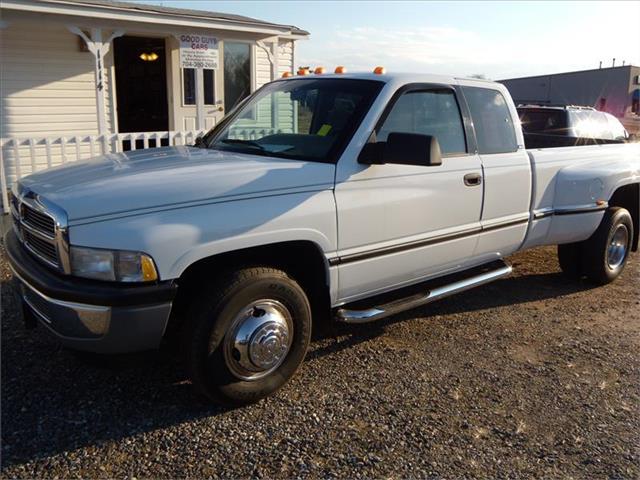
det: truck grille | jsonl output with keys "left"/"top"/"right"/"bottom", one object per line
{"left": 11, "top": 192, "right": 64, "bottom": 270}
{"left": 22, "top": 229, "right": 59, "bottom": 264}
{"left": 22, "top": 206, "right": 56, "bottom": 237}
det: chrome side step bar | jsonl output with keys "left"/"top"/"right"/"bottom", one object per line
{"left": 335, "top": 261, "right": 512, "bottom": 324}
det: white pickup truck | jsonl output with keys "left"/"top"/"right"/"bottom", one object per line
{"left": 6, "top": 71, "right": 639, "bottom": 405}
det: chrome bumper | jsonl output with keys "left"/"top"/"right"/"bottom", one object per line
{"left": 11, "top": 266, "right": 173, "bottom": 354}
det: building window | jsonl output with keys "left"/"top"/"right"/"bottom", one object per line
{"left": 599, "top": 98, "right": 607, "bottom": 111}
{"left": 632, "top": 90, "right": 640, "bottom": 114}
{"left": 183, "top": 68, "right": 216, "bottom": 106}
{"left": 224, "top": 42, "right": 251, "bottom": 111}
{"left": 183, "top": 68, "right": 196, "bottom": 105}
{"left": 204, "top": 69, "right": 215, "bottom": 105}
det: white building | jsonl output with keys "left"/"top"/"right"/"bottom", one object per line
{"left": 0, "top": 0, "right": 308, "bottom": 211}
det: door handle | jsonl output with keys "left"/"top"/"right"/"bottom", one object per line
{"left": 464, "top": 173, "right": 482, "bottom": 186}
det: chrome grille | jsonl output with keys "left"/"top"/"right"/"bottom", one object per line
{"left": 22, "top": 205, "right": 55, "bottom": 237}
{"left": 11, "top": 189, "right": 67, "bottom": 271}
{"left": 22, "top": 229, "right": 59, "bottom": 264}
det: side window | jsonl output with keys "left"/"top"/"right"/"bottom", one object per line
{"left": 595, "top": 112, "right": 614, "bottom": 140}
{"left": 572, "top": 110, "right": 614, "bottom": 139}
{"left": 462, "top": 87, "right": 518, "bottom": 154}
{"left": 605, "top": 113, "right": 628, "bottom": 140}
{"left": 377, "top": 90, "right": 467, "bottom": 155}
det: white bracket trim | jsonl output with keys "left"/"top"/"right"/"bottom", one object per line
{"left": 67, "top": 26, "right": 125, "bottom": 135}
{"left": 256, "top": 40, "right": 279, "bottom": 81}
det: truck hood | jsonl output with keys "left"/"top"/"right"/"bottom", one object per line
{"left": 19, "top": 147, "right": 335, "bottom": 223}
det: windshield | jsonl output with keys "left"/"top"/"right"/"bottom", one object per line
{"left": 203, "top": 78, "right": 383, "bottom": 163}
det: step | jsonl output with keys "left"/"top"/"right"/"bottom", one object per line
{"left": 335, "top": 260, "right": 512, "bottom": 324}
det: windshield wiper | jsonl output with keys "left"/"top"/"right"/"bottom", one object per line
{"left": 219, "top": 139, "right": 266, "bottom": 152}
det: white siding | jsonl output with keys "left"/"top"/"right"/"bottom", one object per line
{"left": 277, "top": 40, "right": 295, "bottom": 133}
{"left": 0, "top": 21, "right": 108, "bottom": 138}
{"left": 0, "top": 21, "right": 115, "bottom": 182}
{"left": 255, "top": 43, "right": 273, "bottom": 88}
{"left": 278, "top": 40, "right": 294, "bottom": 76}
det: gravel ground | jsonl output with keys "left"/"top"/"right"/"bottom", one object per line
{"left": 1, "top": 245, "right": 639, "bottom": 478}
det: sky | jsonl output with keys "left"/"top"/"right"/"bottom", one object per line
{"left": 134, "top": 1, "right": 640, "bottom": 79}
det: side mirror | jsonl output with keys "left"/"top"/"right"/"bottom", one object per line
{"left": 628, "top": 133, "right": 637, "bottom": 143}
{"left": 358, "top": 132, "right": 442, "bottom": 166}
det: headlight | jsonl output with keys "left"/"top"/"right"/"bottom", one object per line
{"left": 70, "top": 246, "right": 158, "bottom": 282}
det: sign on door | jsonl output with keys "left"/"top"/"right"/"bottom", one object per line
{"left": 179, "top": 34, "right": 219, "bottom": 69}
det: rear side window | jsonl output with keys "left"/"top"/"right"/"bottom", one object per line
{"left": 605, "top": 113, "right": 628, "bottom": 140}
{"left": 377, "top": 90, "right": 467, "bottom": 155}
{"left": 570, "top": 111, "right": 614, "bottom": 140}
{"left": 462, "top": 87, "right": 518, "bottom": 154}
{"left": 518, "top": 109, "right": 568, "bottom": 133}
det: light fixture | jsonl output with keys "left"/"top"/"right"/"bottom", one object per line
{"left": 139, "top": 52, "right": 159, "bottom": 62}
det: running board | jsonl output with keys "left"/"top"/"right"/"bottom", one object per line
{"left": 335, "top": 261, "right": 512, "bottom": 324}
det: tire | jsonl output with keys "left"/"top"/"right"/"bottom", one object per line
{"left": 557, "top": 242, "right": 583, "bottom": 278}
{"left": 182, "top": 267, "right": 312, "bottom": 406}
{"left": 582, "top": 207, "right": 634, "bottom": 285}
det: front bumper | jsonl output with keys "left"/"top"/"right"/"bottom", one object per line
{"left": 5, "top": 230, "right": 177, "bottom": 354}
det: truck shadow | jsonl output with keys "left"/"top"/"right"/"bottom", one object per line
{"left": 306, "top": 269, "right": 599, "bottom": 360}
{"left": 0, "top": 266, "right": 597, "bottom": 468}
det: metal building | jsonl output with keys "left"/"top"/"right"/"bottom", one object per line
{"left": 499, "top": 65, "right": 640, "bottom": 135}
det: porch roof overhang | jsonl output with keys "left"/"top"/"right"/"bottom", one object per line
{"left": 0, "top": 0, "right": 310, "bottom": 39}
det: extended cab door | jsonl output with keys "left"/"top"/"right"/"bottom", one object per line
{"left": 458, "top": 84, "right": 532, "bottom": 261}
{"left": 334, "top": 84, "right": 484, "bottom": 304}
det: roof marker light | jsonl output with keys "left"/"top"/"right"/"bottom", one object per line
{"left": 373, "top": 66, "right": 386, "bottom": 75}
{"left": 335, "top": 66, "right": 347, "bottom": 74}
{"left": 282, "top": 71, "right": 293, "bottom": 78}
{"left": 314, "top": 66, "right": 326, "bottom": 74}
{"left": 297, "top": 67, "right": 310, "bottom": 76}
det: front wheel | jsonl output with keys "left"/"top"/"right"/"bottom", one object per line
{"left": 582, "top": 207, "right": 634, "bottom": 285}
{"left": 182, "top": 267, "right": 312, "bottom": 405}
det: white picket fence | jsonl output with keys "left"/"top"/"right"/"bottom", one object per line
{"left": 0, "top": 130, "right": 206, "bottom": 214}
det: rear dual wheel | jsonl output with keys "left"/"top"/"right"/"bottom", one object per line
{"left": 182, "top": 267, "right": 312, "bottom": 406}
{"left": 558, "top": 207, "right": 633, "bottom": 284}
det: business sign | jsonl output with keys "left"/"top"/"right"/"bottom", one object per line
{"left": 179, "top": 34, "right": 219, "bottom": 69}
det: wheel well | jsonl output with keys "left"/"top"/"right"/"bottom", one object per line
{"left": 164, "top": 241, "right": 331, "bottom": 344}
{"left": 609, "top": 183, "right": 639, "bottom": 251}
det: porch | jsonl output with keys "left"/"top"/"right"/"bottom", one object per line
{"left": 0, "top": 0, "right": 306, "bottom": 212}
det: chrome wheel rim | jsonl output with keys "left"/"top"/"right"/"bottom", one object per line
{"left": 223, "top": 299, "right": 293, "bottom": 381}
{"left": 606, "top": 224, "right": 629, "bottom": 270}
